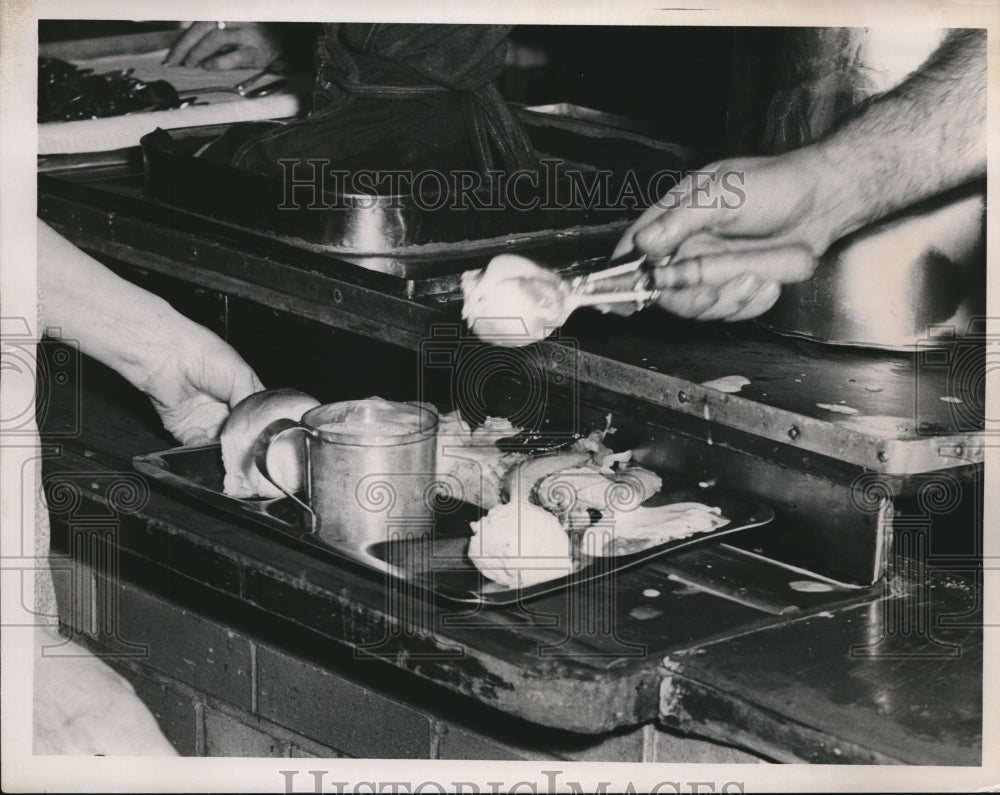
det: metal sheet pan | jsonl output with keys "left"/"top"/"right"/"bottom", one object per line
{"left": 138, "top": 109, "right": 690, "bottom": 261}
{"left": 133, "top": 443, "right": 774, "bottom": 605}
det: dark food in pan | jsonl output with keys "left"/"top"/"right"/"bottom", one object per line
{"left": 38, "top": 56, "right": 185, "bottom": 122}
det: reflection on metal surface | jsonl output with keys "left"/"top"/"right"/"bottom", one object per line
{"left": 761, "top": 186, "right": 986, "bottom": 350}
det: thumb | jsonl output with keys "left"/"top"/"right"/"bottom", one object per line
{"left": 163, "top": 398, "right": 229, "bottom": 446}
{"left": 612, "top": 184, "right": 689, "bottom": 260}
{"left": 229, "top": 367, "right": 265, "bottom": 407}
{"left": 621, "top": 170, "right": 727, "bottom": 259}
{"left": 195, "top": 336, "right": 264, "bottom": 407}
{"left": 611, "top": 230, "right": 639, "bottom": 260}
{"left": 632, "top": 199, "right": 721, "bottom": 258}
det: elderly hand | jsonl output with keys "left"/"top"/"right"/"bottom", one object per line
{"left": 614, "top": 146, "right": 853, "bottom": 321}
{"left": 136, "top": 319, "right": 263, "bottom": 446}
{"left": 164, "top": 21, "right": 284, "bottom": 69}
{"left": 38, "top": 221, "right": 264, "bottom": 447}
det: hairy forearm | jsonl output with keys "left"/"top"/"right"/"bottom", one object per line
{"left": 810, "top": 28, "right": 986, "bottom": 242}
{"left": 37, "top": 220, "right": 185, "bottom": 389}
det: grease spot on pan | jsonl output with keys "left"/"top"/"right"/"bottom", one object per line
{"left": 701, "top": 375, "right": 750, "bottom": 393}
{"left": 816, "top": 402, "right": 860, "bottom": 415}
{"left": 789, "top": 580, "right": 836, "bottom": 592}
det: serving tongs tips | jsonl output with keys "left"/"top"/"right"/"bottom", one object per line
{"left": 565, "top": 254, "right": 671, "bottom": 314}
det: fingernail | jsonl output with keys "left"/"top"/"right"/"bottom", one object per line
{"left": 633, "top": 225, "right": 663, "bottom": 252}
{"left": 736, "top": 273, "right": 757, "bottom": 291}
{"left": 763, "top": 282, "right": 782, "bottom": 301}
{"left": 746, "top": 281, "right": 781, "bottom": 307}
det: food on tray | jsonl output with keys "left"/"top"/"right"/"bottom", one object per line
{"left": 220, "top": 388, "right": 320, "bottom": 499}
{"left": 461, "top": 253, "right": 568, "bottom": 346}
{"left": 582, "top": 503, "right": 730, "bottom": 557}
{"left": 317, "top": 420, "right": 416, "bottom": 435}
{"left": 536, "top": 463, "right": 663, "bottom": 531}
{"left": 501, "top": 449, "right": 594, "bottom": 504}
{"left": 219, "top": 394, "right": 731, "bottom": 587}
{"left": 435, "top": 411, "right": 525, "bottom": 509}
{"left": 460, "top": 418, "right": 729, "bottom": 587}
{"left": 470, "top": 416, "right": 521, "bottom": 444}
{"left": 468, "top": 500, "right": 576, "bottom": 588}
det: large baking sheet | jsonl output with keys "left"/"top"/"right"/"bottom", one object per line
{"left": 132, "top": 443, "right": 773, "bottom": 605}
{"left": 139, "top": 109, "right": 690, "bottom": 258}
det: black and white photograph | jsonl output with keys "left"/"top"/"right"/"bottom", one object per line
{"left": 2, "top": 0, "right": 996, "bottom": 791}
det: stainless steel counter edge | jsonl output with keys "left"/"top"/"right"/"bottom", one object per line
{"left": 559, "top": 348, "right": 983, "bottom": 475}
{"left": 40, "top": 196, "right": 983, "bottom": 477}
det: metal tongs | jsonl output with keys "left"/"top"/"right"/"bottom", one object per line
{"left": 563, "top": 254, "right": 671, "bottom": 316}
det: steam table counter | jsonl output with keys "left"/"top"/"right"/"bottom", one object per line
{"left": 36, "top": 147, "right": 983, "bottom": 764}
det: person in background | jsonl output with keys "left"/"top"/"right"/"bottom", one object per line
{"left": 32, "top": 221, "right": 263, "bottom": 754}
{"left": 614, "top": 28, "right": 986, "bottom": 322}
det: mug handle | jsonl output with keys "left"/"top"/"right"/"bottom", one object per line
{"left": 253, "top": 418, "right": 318, "bottom": 534}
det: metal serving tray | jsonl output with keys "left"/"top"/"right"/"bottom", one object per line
{"left": 133, "top": 443, "right": 774, "bottom": 605}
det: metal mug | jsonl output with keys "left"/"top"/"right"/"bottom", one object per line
{"left": 253, "top": 399, "right": 439, "bottom": 548}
